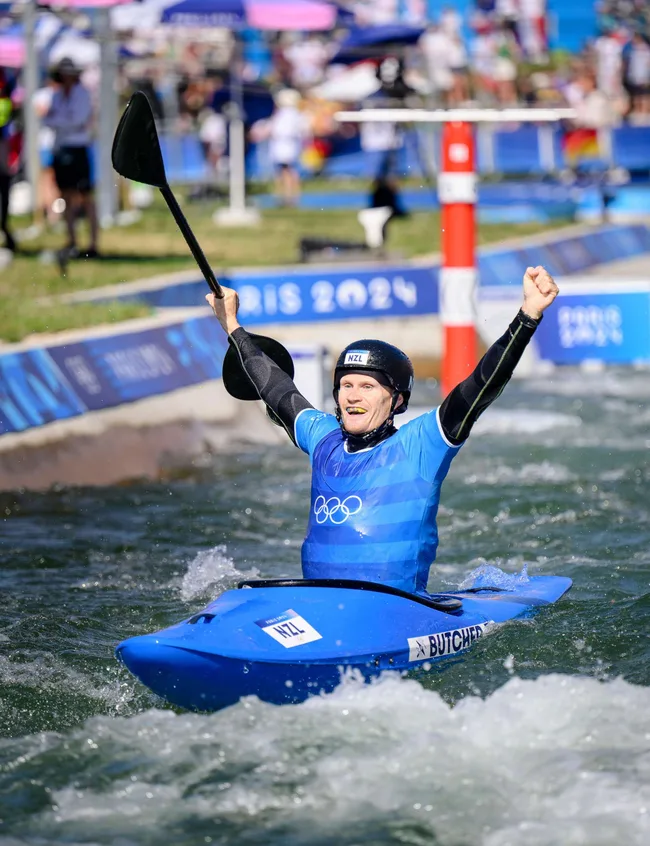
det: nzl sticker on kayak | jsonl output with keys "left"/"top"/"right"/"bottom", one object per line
{"left": 255, "top": 609, "right": 322, "bottom": 648}
{"left": 407, "top": 622, "right": 491, "bottom": 662}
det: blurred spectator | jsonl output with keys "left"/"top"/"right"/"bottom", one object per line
{"left": 300, "top": 96, "right": 338, "bottom": 175}
{"left": 361, "top": 118, "right": 407, "bottom": 217}
{"left": 419, "top": 23, "right": 454, "bottom": 106}
{"left": 376, "top": 55, "right": 417, "bottom": 101}
{"left": 441, "top": 5, "right": 463, "bottom": 37}
{"left": 471, "top": 15, "right": 499, "bottom": 103}
{"left": 572, "top": 70, "right": 618, "bottom": 128}
{"left": 44, "top": 57, "right": 99, "bottom": 259}
{"left": 198, "top": 105, "right": 227, "bottom": 182}
{"left": 0, "top": 68, "right": 16, "bottom": 253}
{"left": 623, "top": 32, "right": 650, "bottom": 122}
{"left": 271, "top": 34, "right": 294, "bottom": 87}
{"left": 32, "top": 80, "right": 61, "bottom": 226}
{"left": 594, "top": 23, "right": 625, "bottom": 97}
{"left": 518, "top": 0, "right": 548, "bottom": 63}
{"left": 562, "top": 71, "right": 617, "bottom": 173}
{"left": 370, "top": 173, "right": 408, "bottom": 218}
{"left": 492, "top": 24, "right": 521, "bottom": 105}
{"left": 404, "top": 0, "right": 427, "bottom": 26}
{"left": 127, "top": 70, "right": 164, "bottom": 120}
{"left": 360, "top": 114, "right": 402, "bottom": 185}
{"left": 252, "top": 88, "right": 310, "bottom": 206}
{"left": 448, "top": 31, "right": 471, "bottom": 105}
{"left": 179, "top": 76, "right": 209, "bottom": 127}
{"left": 284, "top": 34, "right": 329, "bottom": 90}
{"left": 495, "top": 0, "right": 521, "bottom": 43}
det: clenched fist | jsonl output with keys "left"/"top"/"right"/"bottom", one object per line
{"left": 206, "top": 286, "right": 241, "bottom": 336}
{"left": 522, "top": 266, "right": 559, "bottom": 321}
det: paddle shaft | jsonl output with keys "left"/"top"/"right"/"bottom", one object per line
{"left": 160, "top": 185, "right": 223, "bottom": 298}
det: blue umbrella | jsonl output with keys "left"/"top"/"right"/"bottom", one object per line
{"left": 331, "top": 23, "right": 426, "bottom": 64}
{"left": 326, "top": 0, "right": 355, "bottom": 26}
{"left": 160, "top": 0, "right": 245, "bottom": 27}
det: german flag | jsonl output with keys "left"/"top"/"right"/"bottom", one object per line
{"left": 562, "top": 128, "right": 601, "bottom": 166}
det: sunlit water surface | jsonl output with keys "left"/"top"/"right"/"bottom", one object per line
{"left": 1, "top": 369, "right": 649, "bottom": 845}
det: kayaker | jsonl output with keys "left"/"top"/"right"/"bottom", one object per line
{"left": 206, "top": 265, "right": 559, "bottom": 596}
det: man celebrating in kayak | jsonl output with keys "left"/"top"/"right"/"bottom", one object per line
{"left": 206, "top": 265, "right": 558, "bottom": 596}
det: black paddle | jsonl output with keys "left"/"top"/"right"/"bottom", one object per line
{"left": 111, "top": 91, "right": 295, "bottom": 409}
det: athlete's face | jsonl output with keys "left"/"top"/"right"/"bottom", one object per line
{"left": 338, "top": 373, "right": 402, "bottom": 435}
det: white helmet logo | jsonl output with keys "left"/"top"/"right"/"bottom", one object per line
{"left": 313, "top": 495, "right": 363, "bottom": 525}
{"left": 344, "top": 351, "right": 370, "bottom": 365}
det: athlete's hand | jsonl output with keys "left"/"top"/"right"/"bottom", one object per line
{"left": 206, "top": 287, "right": 241, "bottom": 335}
{"left": 522, "top": 266, "right": 559, "bottom": 321}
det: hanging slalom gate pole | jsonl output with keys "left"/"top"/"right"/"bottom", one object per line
{"left": 438, "top": 121, "right": 477, "bottom": 397}
{"left": 333, "top": 107, "right": 575, "bottom": 397}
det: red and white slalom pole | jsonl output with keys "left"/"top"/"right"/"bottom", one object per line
{"left": 333, "top": 108, "right": 575, "bottom": 395}
{"left": 438, "top": 121, "right": 478, "bottom": 398}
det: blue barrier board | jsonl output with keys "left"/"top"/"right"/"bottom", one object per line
{"left": 229, "top": 265, "right": 438, "bottom": 324}
{"left": 0, "top": 349, "right": 87, "bottom": 435}
{"left": 0, "top": 318, "right": 228, "bottom": 436}
{"left": 535, "top": 290, "right": 650, "bottom": 364}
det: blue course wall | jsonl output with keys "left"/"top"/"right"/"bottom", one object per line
{"left": 3, "top": 224, "right": 650, "bottom": 438}
{"left": 0, "top": 317, "right": 227, "bottom": 436}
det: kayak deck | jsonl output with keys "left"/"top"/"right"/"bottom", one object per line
{"left": 117, "top": 575, "right": 572, "bottom": 711}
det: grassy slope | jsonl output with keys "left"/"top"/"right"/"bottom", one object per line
{"left": 0, "top": 197, "right": 570, "bottom": 343}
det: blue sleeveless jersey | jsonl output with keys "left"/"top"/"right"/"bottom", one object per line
{"left": 294, "top": 408, "right": 462, "bottom": 594}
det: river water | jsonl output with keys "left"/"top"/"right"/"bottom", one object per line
{"left": 1, "top": 368, "right": 649, "bottom": 845}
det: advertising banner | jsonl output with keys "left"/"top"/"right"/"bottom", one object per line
{"left": 229, "top": 265, "right": 437, "bottom": 324}
{"left": 535, "top": 287, "right": 650, "bottom": 364}
{"left": 102, "top": 265, "right": 438, "bottom": 320}
{"left": 0, "top": 348, "right": 87, "bottom": 436}
{"left": 0, "top": 318, "right": 228, "bottom": 436}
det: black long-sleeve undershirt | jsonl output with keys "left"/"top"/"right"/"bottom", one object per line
{"left": 438, "top": 309, "right": 541, "bottom": 445}
{"left": 228, "top": 308, "right": 540, "bottom": 448}
{"left": 228, "top": 328, "right": 313, "bottom": 444}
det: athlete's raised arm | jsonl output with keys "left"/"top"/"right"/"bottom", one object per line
{"left": 206, "top": 288, "right": 313, "bottom": 442}
{"left": 438, "top": 265, "right": 559, "bottom": 445}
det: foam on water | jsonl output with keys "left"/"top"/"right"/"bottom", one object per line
{"left": 471, "top": 409, "right": 582, "bottom": 436}
{"left": 4, "top": 674, "right": 647, "bottom": 846}
{"left": 180, "top": 545, "right": 260, "bottom": 602}
{"left": 459, "top": 562, "right": 530, "bottom": 590}
{"left": 400, "top": 408, "right": 582, "bottom": 437}
{"left": 2, "top": 366, "right": 650, "bottom": 842}
{"left": 0, "top": 652, "right": 144, "bottom": 730}
{"left": 464, "top": 461, "right": 576, "bottom": 487}
{"left": 528, "top": 369, "right": 650, "bottom": 400}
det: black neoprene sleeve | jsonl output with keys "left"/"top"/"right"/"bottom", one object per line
{"left": 438, "top": 309, "right": 541, "bottom": 445}
{"left": 228, "top": 327, "right": 313, "bottom": 443}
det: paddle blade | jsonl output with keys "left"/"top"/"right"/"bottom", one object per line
{"left": 112, "top": 92, "right": 167, "bottom": 188}
{"left": 222, "top": 334, "right": 295, "bottom": 401}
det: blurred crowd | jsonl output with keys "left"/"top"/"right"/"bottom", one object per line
{"left": 1, "top": 0, "right": 650, "bottom": 253}
{"left": 120, "top": 0, "right": 650, "bottom": 168}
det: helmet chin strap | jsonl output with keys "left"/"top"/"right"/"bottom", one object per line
{"left": 335, "top": 391, "right": 400, "bottom": 453}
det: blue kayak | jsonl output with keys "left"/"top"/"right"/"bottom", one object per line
{"left": 116, "top": 576, "right": 572, "bottom": 712}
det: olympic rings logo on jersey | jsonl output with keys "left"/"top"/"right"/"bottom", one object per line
{"left": 313, "top": 495, "right": 363, "bottom": 524}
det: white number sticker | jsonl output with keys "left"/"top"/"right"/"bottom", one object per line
{"left": 255, "top": 609, "right": 322, "bottom": 648}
